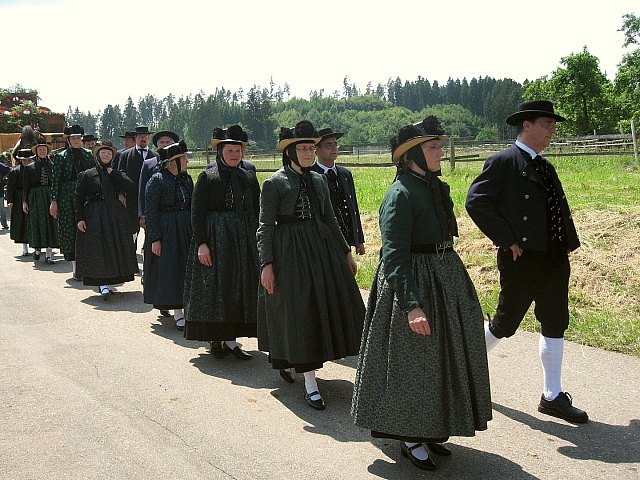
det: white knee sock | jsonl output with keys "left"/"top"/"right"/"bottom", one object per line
{"left": 405, "top": 442, "right": 429, "bottom": 460}
{"left": 485, "top": 321, "right": 501, "bottom": 352}
{"left": 45, "top": 248, "right": 52, "bottom": 258}
{"left": 22, "top": 244, "right": 29, "bottom": 255}
{"left": 173, "top": 309, "right": 183, "bottom": 320}
{"left": 71, "top": 260, "right": 76, "bottom": 274}
{"left": 539, "top": 335, "right": 564, "bottom": 401}
{"left": 304, "top": 370, "right": 320, "bottom": 399}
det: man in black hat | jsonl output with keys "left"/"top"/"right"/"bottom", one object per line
{"left": 81, "top": 134, "right": 97, "bottom": 150}
{"left": 114, "top": 131, "right": 136, "bottom": 169}
{"left": 465, "top": 100, "right": 587, "bottom": 424}
{"left": 117, "top": 125, "right": 157, "bottom": 241}
{"left": 310, "top": 128, "right": 365, "bottom": 255}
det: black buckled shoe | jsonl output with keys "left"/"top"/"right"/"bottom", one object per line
{"left": 538, "top": 392, "right": 589, "bottom": 423}
{"left": 210, "top": 341, "right": 229, "bottom": 359}
{"left": 426, "top": 442, "right": 451, "bottom": 456}
{"left": 159, "top": 310, "right": 171, "bottom": 317}
{"left": 33, "top": 251, "right": 41, "bottom": 261}
{"left": 400, "top": 443, "right": 436, "bottom": 470}
{"left": 222, "top": 342, "right": 252, "bottom": 360}
{"left": 304, "top": 390, "right": 325, "bottom": 410}
{"left": 279, "top": 369, "right": 295, "bottom": 383}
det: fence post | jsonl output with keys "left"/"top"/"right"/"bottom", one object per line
{"left": 632, "top": 118, "right": 639, "bottom": 167}
{"left": 449, "top": 137, "right": 455, "bottom": 171}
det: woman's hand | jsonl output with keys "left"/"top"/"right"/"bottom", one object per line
{"left": 261, "top": 264, "right": 276, "bottom": 294}
{"left": 49, "top": 201, "right": 58, "bottom": 218}
{"left": 346, "top": 251, "right": 357, "bottom": 275}
{"left": 152, "top": 240, "right": 161, "bottom": 256}
{"left": 22, "top": 201, "right": 29, "bottom": 214}
{"left": 77, "top": 220, "right": 87, "bottom": 232}
{"left": 197, "top": 243, "right": 212, "bottom": 267}
{"left": 408, "top": 307, "right": 431, "bottom": 336}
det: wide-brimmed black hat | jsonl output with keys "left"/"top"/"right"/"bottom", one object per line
{"left": 211, "top": 125, "right": 249, "bottom": 149}
{"left": 390, "top": 116, "right": 449, "bottom": 164}
{"left": 31, "top": 139, "right": 51, "bottom": 155}
{"left": 160, "top": 140, "right": 190, "bottom": 164}
{"left": 506, "top": 100, "right": 566, "bottom": 126}
{"left": 63, "top": 124, "right": 84, "bottom": 137}
{"left": 15, "top": 148, "right": 36, "bottom": 160}
{"left": 278, "top": 120, "right": 320, "bottom": 153}
{"left": 152, "top": 130, "right": 179, "bottom": 147}
{"left": 82, "top": 134, "right": 97, "bottom": 142}
{"left": 133, "top": 125, "right": 154, "bottom": 135}
{"left": 92, "top": 144, "right": 117, "bottom": 158}
{"left": 118, "top": 131, "right": 136, "bottom": 139}
{"left": 317, "top": 127, "right": 344, "bottom": 142}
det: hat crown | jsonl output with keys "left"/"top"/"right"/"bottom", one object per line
{"left": 279, "top": 120, "right": 318, "bottom": 142}
{"left": 134, "top": 125, "right": 152, "bottom": 134}
{"left": 16, "top": 148, "right": 35, "bottom": 159}
{"left": 64, "top": 124, "right": 84, "bottom": 136}
{"left": 161, "top": 139, "right": 189, "bottom": 161}
{"left": 506, "top": 99, "right": 566, "bottom": 125}
{"left": 213, "top": 124, "right": 247, "bottom": 142}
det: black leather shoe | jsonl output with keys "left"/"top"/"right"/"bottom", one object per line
{"left": 44, "top": 257, "right": 54, "bottom": 265}
{"left": 222, "top": 342, "right": 252, "bottom": 360}
{"left": 401, "top": 443, "right": 436, "bottom": 470}
{"left": 99, "top": 286, "right": 110, "bottom": 300}
{"left": 159, "top": 310, "right": 171, "bottom": 317}
{"left": 426, "top": 442, "right": 451, "bottom": 456}
{"left": 210, "top": 341, "right": 229, "bottom": 359}
{"left": 538, "top": 392, "right": 588, "bottom": 423}
{"left": 33, "top": 251, "right": 40, "bottom": 261}
{"left": 304, "top": 390, "right": 325, "bottom": 410}
{"left": 279, "top": 369, "right": 295, "bottom": 383}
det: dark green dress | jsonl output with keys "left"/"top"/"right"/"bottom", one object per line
{"left": 257, "top": 166, "right": 365, "bottom": 373}
{"left": 6, "top": 165, "right": 29, "bottom": 244}
{"left": 23, "top": 157, "right": 58, "bottom": 249}
{"left": 50, "top": 147, "right": 94, "bottom": 261}
{"left": 352, "top": 170, "right": 492, "bottom": 441}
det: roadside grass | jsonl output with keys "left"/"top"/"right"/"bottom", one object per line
{"left": 194, "top": 154, "right": 640, "bottom": 356}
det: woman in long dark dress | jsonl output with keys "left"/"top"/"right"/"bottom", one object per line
{"left": 74, "top": 145, "right": 139, "bottom": 298}
{"left": 351, "top": 117, "right": 492, "bottom": 471}
{"left": 143, "top": 141, "right": 193, "bottom": 329}
{"left": 51, "top": 124, "right": 94, "bottom": 279}
{"left": 183, "top": 125, "right": 260, "bottom": 359}
{"left": 23, "top": 139, "right": 58, "bottom": 263}
{"left": 257, "top": 120, "right": 365, "bottom": 410}
{"left": 6, "top": 148, "right": 33, "bottom": 256}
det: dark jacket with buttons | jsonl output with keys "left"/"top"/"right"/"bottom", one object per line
{"left": 465, "top": 144, "right": 579, "bottom": 252}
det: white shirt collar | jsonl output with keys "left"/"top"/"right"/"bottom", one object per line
{"left": 315, "top": 160, "right": 336, "bottom": 174}
{"left": 515, "top": 139, "right": 538, "bottom": 159}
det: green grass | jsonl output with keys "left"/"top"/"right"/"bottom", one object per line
{"left": 190, "top": 154, "right": 640, "bottom": 356}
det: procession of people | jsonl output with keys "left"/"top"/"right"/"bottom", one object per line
{"left": 0, "top": 100, "right": 589, "bottom": 471}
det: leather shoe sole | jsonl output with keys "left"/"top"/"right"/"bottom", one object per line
{"left": 401, "top": 443, "right": 436, "bottom": 470}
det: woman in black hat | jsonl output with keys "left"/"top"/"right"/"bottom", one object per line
{"left": 74, "top": 144, "right": 139, "bottom": 298}
{"left": 183, "top": 125, "right": 261, "bottom": 358}
{"left": 6, "top": 148, "right": 34, "bottom": 256}
{"left": 22, "top": 139, "right": 58, "bottom": 263}
{"left": 143, "top": 140, "right": 193, "bottom": 329}
{"left": 50, "top": 124, "right": 95, "bottom": 279}
{"left": 257, "top": 120, "right": 365, "bottom": 410}
{"left": 351, "top": 117, "right": 492, "bottom": 470}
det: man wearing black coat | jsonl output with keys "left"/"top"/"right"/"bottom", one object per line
{"left": 310, "top": 127, "right": 365, "bottom": 254}
{"left": 117, "top": 125, "right": 157, "bottom": 240}
{"left": 465, "top": 100, "right": 587, "bottom": 424}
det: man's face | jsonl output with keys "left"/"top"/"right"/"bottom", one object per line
{"left": 83, "top": 140, "right": 96, "bottom": 149}
{"left": 155, "top": 136, "right": 175, "bottom": 149}
{"left": 523, "top": 116, "right": 558, "bottom": 152}
{"left": 315, "top": 136, "right": 339, "bottom": 166}
{"left": 136, "top": 134, "right": 149, "bottom": 149}
{"left": 124, "top": 137, "right": 136, "bottom": 149}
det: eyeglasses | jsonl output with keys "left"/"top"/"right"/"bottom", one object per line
{"left": 533, "top": 120, "right": 558, "bottom": 130}
{"left": 295, "top": 145, "right": 316, "bottom": 153}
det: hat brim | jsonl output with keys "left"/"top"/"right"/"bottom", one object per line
{"left": 211, "top": 139, "right": 249, "bottom": 150}
{"left": 392, "top": 135, "right": 449, "bottom": 164}
{"left": 31, "top": 143, "right": 51, "bottom": 155}
{"left": 319, "top": 132, "right": 344, "bottom": 141}
{"left": 93, "top": 145, "right": 117, "bottom": 157}
{"left": 277, "top": 137, "right": 320, "bottom": 153}
{"left": 506, "top": 110, "right": 566, "bottom": 126}
{"left": 152, "top": 131, "right": 179, "bottom": 146}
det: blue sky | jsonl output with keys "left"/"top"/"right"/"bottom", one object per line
{"left": 1, "top": 0, "right": 637, "bottom": 114}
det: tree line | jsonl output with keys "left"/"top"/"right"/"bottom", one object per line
{"left": 66, "top": 13, "right": 640, "bottom": 151}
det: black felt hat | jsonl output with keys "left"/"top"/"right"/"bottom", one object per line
{"left": 506, "top": 100, "right": 566, "bottom": 126}
{"left": 317, "top": 127, "right": 344, "bottom": 142}
{"left": 15, "top": 148, "right": 36, "bottom": 160}
{"left": 390, "top": 116, "right": 448, "bottom": 164}
{"left": 31, "top": 139, "right": 51, "bottom": 155}
{"left": 277, "top": 120, "right": 320, "bottom": 153}
{"left": 152, "top": 130, "right": 179, "bottom": 147}
{"left": 92, "top": 144, "right": 117, "bottom": 158}
{"left": 118, "top": 131, "right": 136, "bottom": 139}
{"left": 63, "top": 124, "right": 84, "bottom": 137}
{"left": 133, "top": 125, "right": 154, "bottom": 135}
{"left": 210, "top": 125, "right": 249, "bottom": 149}
{"left": 160, "top": 140, "right": 190, "bottom": 164}
{"left": 82, "top": 134, "right": 97, "bottom": 142}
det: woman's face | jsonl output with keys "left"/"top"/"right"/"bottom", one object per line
{"left": 98, "top": 148, "right": 113, "bottom": 164}
{"left": 420, "top": 140, "right": 445, "bottom": 172}
{"left": 294, "top": 142, "right": 316, "bottom": 168}
{"left": 68, "top": 135, "right": 82, "bottom": 148}
{"left": 36, "top": 146, "right": 48, "bottom": 158}
{"left": 221, "top": 144, "right": 243, "bottom": 168}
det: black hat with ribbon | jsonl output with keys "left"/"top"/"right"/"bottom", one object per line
{"left": 152, "top": 130, "right": 179, "bottom": 147}
{"left": 317, "top": 127, "right": 344, "bottom": 142}
{"left": 506, "top": 100, "right": 566, "bottom": 126}
{"left": 63, "top": 124, "right": 84, "bottom": 137}
{"left": 210, "top": 125, "right": 249, "bottom": 149}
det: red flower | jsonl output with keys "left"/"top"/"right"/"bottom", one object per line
{"left": 40, "top": 109, "right": 46, "bottom": 115}
{"left": 12, "top": 111, "right": 18, "bottom": 117}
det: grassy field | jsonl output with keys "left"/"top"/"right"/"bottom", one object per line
{"left": 190, "top": 154, "right": 640, "bottom": 356}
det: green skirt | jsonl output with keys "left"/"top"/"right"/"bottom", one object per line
{"left": 27, "top": 185, "right": 58, "bottom": 249}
